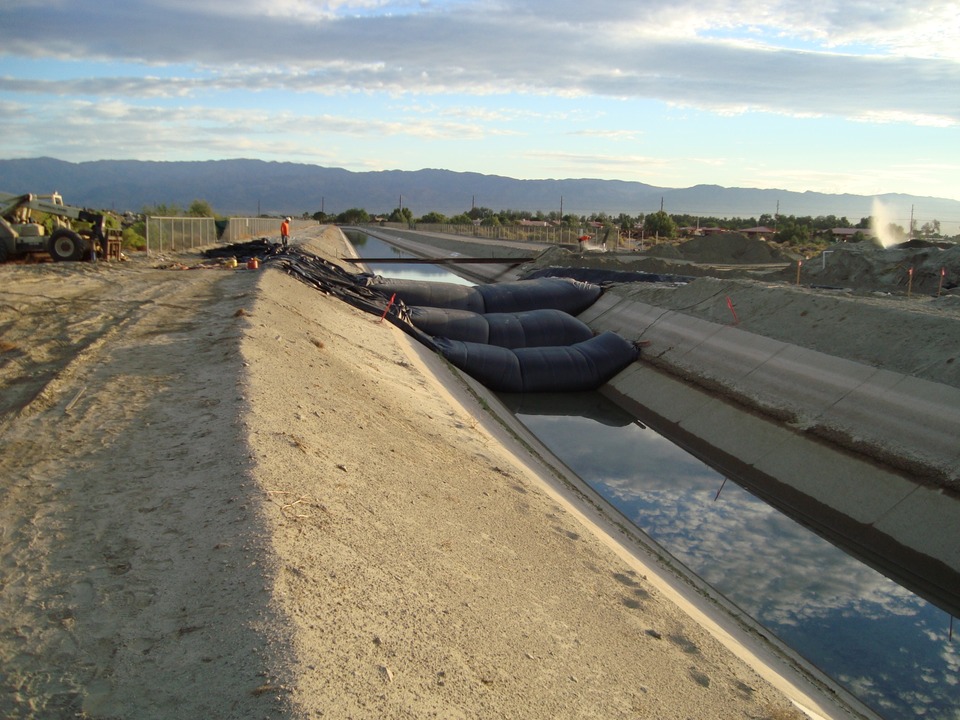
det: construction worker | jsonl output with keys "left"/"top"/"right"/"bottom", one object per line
{"left": 281, "top": 217, "right": 291, "bottom": 246}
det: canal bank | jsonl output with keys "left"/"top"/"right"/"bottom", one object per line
{"left": 356, "top": 225, "right": 960, "bottom": 614}
{"left": 342, "top": 227, "right": 885, "bottom": 718}
{"left": 342, "top": 226, "right": 955, "bottom": 717}
{"left": 581, "top": 288, "right": 960, "bottom": 614}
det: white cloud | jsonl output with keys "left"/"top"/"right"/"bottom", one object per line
{"left": 2, "top": 0, "right": 958, "bottom": 121}
{"left": 854, "top": 109, "right": 957, "bottom": 128}
{"left": 1, "top": 0, "right": 958, "bottom": 198}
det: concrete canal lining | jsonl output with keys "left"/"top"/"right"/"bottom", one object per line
{"left": 351, "top": 225, "right": 960, "bottom": 613}
{"left": 582, "top": 292, "right": 960, "bottom": 613}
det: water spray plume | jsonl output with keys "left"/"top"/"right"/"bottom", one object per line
{"left": 871, "top": 198, "right": 898, "bottom": 249}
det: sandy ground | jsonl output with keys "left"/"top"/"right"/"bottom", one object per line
{"left": 1, "top": 226, "right": 854, "bottom": 719}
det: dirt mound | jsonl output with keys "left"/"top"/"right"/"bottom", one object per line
{"left": 609, "top": 275, "right": 960, "bottom": 388}
{"left": 525, "top": 245, "right": 767, "bottom": 281}
{"left": 772, "top": 242, "right": 960, "bottom": 295}
{"left": 649, "top": 234, "right": 796, "bottom": 264}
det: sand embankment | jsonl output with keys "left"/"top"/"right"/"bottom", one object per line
{"left": 0, "top": 225, "right": 863, "bottom": 719}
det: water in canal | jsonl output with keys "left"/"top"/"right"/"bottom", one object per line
{"left": 500, "top": 392, "right": 959, "bottom": 720}
{"left": 346, "top": 230, "right": 475, "bottom": 285}
{"left": 348, "top": 229, "right": 960, "bottom": 720}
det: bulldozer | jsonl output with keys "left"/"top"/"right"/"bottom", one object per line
{"left": 0, "top": 191, "right": 117, "bottom": 263}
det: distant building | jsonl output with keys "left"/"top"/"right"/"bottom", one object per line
{"left": 740, "top": 226, "right": 776, "bottom": 238}
{"left": 831, "top": 227, "right": 876, "bottom": 241}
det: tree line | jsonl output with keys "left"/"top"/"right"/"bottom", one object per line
{"left": 129, "top": 199, "right": 955, "bottom": 248}
{"left": 310, "top": 205, "right": 954, "bottom": 247}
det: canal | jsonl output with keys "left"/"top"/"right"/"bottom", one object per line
{"left": 346, "top": 229, "right": 960, "bottom": 720}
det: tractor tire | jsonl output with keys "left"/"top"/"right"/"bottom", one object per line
{"left": 49, "top": 228, "right": 87, "bottom": 262}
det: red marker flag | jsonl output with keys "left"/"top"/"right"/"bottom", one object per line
{"left": 379, "top": 293, "right": 397, "bottom": 323}
{"left": 726, "top": 296, "right": 739, "bottom": 325}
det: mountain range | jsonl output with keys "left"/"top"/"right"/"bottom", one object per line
{"left": 2, "top": 157, "right": 958, "bottom": 227}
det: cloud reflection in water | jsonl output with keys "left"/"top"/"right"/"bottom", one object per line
{"left": 515, "top": 403, "right": 959, "bottom": 720}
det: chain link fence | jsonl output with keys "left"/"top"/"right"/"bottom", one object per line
{"left": 372, "top": 221, "right": 623, "bottom": 248}
{"left": 144, "top": 217, "right": 217, "bottom": 254}
{"left": 145, "top": 217, "right": 317, "bottom": 254}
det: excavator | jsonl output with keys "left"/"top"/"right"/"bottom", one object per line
{"left": 0, "top": 191, "right": 117, "bottom": 262}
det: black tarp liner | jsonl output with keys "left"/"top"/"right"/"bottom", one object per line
{"left": 207, "top": 244, "right": 640, "bottom": 393}
{"left": 211, "top": 245, "right": 442, "bottom": 349}
{"left": 522, "top": 266, "right": 695, "bottom": 285}
{"left": 432, "top": 331, "right": 639, "bottom": 393}
{"left": 477, "top": 277, "right": 602, "bottom": 314}
{"left": 359, "top": 276, "right": 485, "bottom": 312}
{"left": 205, "top": 237, "right": 284, "bottom": 259}
{"left": 361, "top": 275, "right": 603, "bottom": 315}
{"left": 408, "top": 307, "right": 594, "bottom": 348}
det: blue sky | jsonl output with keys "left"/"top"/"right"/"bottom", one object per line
{"left": 1, "top": 0, "right": 959, "bottom": 208}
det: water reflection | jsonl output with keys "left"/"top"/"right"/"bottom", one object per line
{"left": 506, "top": 391, "right": 960, "bottom": 720}
{"left": 348, "top": 229, "right": 959, "bottom": 719}
{"left": 498, "top": 391, "right": 637, "bottom": 428}
{"left": 346, "top": 230, "right": 474, "bottom": 286}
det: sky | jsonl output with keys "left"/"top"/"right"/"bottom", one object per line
{"left": 1, "top": 0, "right": 959, "bottom": 207}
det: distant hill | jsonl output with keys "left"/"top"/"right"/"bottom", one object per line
{"left": 1, "top": 157, "right": 958, "bottom": 226}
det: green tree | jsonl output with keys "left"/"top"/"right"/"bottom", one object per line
{"left": 419, "top": 211, "right": 447, "bottom": 224}
{"left": 812, "top": 215, "right": 850, "bottom": 230}
{"left": 122, "top": 225, "right": 146, "bottom": 250}
{"left": 643, "top": 211, "right": 677, "bottom": 239}
{"left": 336, "top": 208, "right": 370, "bottom": 224}
{"left": 387, "top": 207, "right": 413, "bottom": 223}
{"left": 774, "top": 216, "right": 811, "bottom": 245}
{"left": 141, "top": 202, "right": 182, "bottom": 217}
{"left": 467, "top": 206, "right": 495, "bottom": 221}
{"left": 187, "top": 199, "right": 215, "bottom": 217}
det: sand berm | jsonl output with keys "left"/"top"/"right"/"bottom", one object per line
{"left": 1, "top": 225, "right": 863, "bottom": 719}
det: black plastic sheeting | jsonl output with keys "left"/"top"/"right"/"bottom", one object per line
{"left": 522, "top": 266, "right": 694, "bottom": 286}
{"left": 207, "top": 243, "right": 640, "bottom": 393}
{"left": 432, "top": 332, "right": 640, "bottom": 393}
{"left": 497, "top": 391, "right": 638, "bottom": 428}
{"left": 407, "top": 307, "right": 594, "bottom": 348}
{"left": 359, "top": 274, "right": 603, "bottom": 315}
{"left": 205, "top": 237, "right": 285, "bottom": 260}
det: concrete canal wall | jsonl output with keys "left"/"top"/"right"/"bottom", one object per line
{"left": 580, "top": 291, "right": 960, "bottom": 610}
{"left": 348, "top": 225, "right": 960, "bottom": 610}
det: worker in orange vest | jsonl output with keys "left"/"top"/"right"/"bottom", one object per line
{"left": 280, "top": 217, "right": 291, "bottom": 246}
